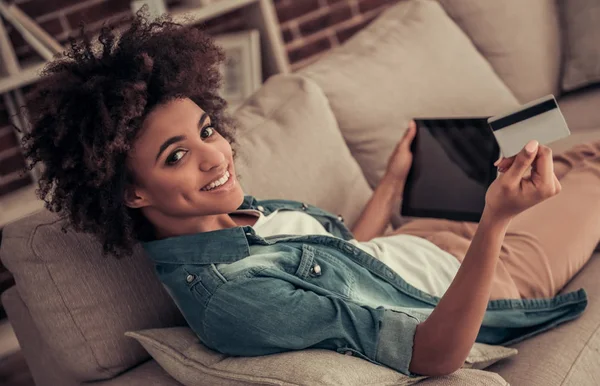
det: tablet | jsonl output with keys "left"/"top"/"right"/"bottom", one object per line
{"left": 401, "top": 118, "right": 501, "bottom": 222}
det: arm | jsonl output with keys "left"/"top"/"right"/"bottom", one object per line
{"left": 409, "top": 142, "right": 561, "bottom": 376}
{"left": 409, "top": 208, "right": 510, "bottom": 375}
{"left": 203, "top": 274, "right": 424, "bottom": 376}
{"left": 352, "top": 121, "right": 417, "bottom": 241}
{"left": 351, "top": 175, "right": 404, "bottom": 242}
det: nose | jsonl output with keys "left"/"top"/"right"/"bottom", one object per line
{"left": 198, "top": 146, "right": 227, "bottom": 173}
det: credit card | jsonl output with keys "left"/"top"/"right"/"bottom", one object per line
{"left": 488, "top": 94, "right": 571, "bottom": 157}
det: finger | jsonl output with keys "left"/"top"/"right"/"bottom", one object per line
{"left": 401, "top": 121, "right": 417, "bottom": 146}
{"left": 531, "top": 145, "right": 554, "bottom": 185}
{"left": 497, "top": 156, "right": 515, "bottom": 172}
{"left": 554, "top": 174, "right": 562, "bottom": 194}
{"left": 504, "top": 140, "right": 539, "bottom": 181}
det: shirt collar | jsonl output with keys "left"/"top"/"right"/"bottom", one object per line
{"left": 141, "top": 195, "right": 258, "bottom": 265}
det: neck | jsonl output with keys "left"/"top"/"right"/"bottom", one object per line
{"left": 148, "top": 212, "right": 239, "bottom": 240}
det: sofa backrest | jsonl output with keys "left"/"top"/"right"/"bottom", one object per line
{"left": 437, "top": 0, "right": 562, "bottom": 103}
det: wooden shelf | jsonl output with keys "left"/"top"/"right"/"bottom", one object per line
{"left": 0, "top": 60, "right": 47, "bottom": 95}
{"left": 0, "top": 0, "right": 289, "bottom": 96}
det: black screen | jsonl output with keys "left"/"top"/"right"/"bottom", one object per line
{"left": 401, "top": 118, "right": 500, "bottom": 222}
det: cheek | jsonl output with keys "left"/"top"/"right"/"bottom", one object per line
{"left": 150, "top": 167, "right": 199, "bottom": 196}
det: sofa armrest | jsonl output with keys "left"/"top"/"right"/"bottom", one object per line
{"left": 2, "top": 285, "right": 79, "bottom": 386}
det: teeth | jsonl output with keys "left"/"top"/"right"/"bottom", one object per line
{"left": 202, "top": 170, "right": 230, "bottom": 191}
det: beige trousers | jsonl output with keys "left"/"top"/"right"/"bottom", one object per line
{"left": 391, "top": 140, "right": 600, "bottom": 300}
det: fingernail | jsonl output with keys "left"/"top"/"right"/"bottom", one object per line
{"left": 525, "top": 140, "right": 539, "bottom": 154}
{"left": 493, "top": 157, "right": 503, "bottom": 166}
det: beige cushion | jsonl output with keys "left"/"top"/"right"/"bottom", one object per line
{"left": 233, "top": 74, "right": 373, "bottom": 229}
{"left": 415, "top": 369, "right": 509, "bottom": 386}
{"left": 437, "top": 0, "right": 561, "bottom": 102}
{"left": 0, "top": 210, "right": 187, "bottom": 382}
{"left": 559, "top": 0, "right": 600, "bottom": 92}
{"left": 126, "top": 327, "right": 515, "bottom": 386}
{"left": 559, "top": 86, "right": 600, "bottom": 132}
{"left": 92, "top": 359, "right": 183, "bottom": 386}
{"left": 299, "top": 0, "right": 519, "bottom": 227}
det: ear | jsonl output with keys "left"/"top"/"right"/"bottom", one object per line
{"left": 123, "top": 184, "right": 150, "bottom": 209}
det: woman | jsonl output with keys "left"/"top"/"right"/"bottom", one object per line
{"left": 21, "top": 14, "right": 599, "bottom": 377}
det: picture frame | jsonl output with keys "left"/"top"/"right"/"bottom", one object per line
{"left": 212, "top": 30, "right": 262, "bottom": 111}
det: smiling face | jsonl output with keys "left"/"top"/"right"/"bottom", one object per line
{"left": 124, "top": 97, "right": 244, "bottom": 237}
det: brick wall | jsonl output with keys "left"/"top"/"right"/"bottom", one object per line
{"left": 0, "top": 0, "right": 398, "bottom": 197}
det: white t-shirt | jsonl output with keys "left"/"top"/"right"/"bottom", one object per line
{"left": 234, "top": 208, "right": 461, "bottom": 297}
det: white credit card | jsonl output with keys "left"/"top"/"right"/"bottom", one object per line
{"left": 488, "top": 94, "right": 571, "bottom": 157}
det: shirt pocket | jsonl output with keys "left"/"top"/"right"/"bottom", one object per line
{"left": 295, "top": 244, "right": 356, "bottom": 300}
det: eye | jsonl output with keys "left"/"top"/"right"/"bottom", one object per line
{"left": 166, "top": 149, "right": 187, "bottom": 165}
{"left": 201, "top": 126, "right": 215, "bottom": 139}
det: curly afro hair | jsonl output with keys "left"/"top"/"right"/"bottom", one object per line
{"left": 21, "top": 9, "right": 238, "bottom": 257}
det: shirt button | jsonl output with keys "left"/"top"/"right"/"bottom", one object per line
{"left": 257, "top": 205, "right": 265, "bottom": 212}
{"left": 301, "top": 202, "right": 308, "bottom": 211}
{"left": 344, "top": 351, "right": 353, "bottom": 356}
{"left": 309, "top": 263, "right": 322, "bottom": 276}
{"left": 337, "top": 214, "right": 344, "bottom": 223}
{"left": 186, "top": 274, "right": 195, "bottom": 283}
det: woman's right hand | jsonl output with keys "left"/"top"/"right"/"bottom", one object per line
{"left": 484, "top": 140, "right": 562, "bottom": 222}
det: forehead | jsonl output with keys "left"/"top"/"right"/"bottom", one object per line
{"left": 141, "top": 98, "right": 205, "bottom": 137}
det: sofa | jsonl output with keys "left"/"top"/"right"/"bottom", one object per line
{"left": 2, "top": 0, "right": 599, "bottom": 385}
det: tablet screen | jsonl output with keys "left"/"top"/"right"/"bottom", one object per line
{"left": 401, "top": 118, "right": 500, "bottom": 222}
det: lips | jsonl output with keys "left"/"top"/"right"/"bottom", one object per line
{"left": 200, "top": 165, "right": 234, "bottom": 192}
{"left": 202, "top": 171, "right": 227, "bottom": 190}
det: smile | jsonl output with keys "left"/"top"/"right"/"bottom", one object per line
{"left": 200, "top": 167, "right": 235, "bottom": 193}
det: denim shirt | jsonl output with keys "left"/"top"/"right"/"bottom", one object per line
{"left": 143, "top": 195, "right": 588, "bottom": 377}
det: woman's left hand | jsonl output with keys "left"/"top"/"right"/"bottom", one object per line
{"left": 384, "top": 120, "right": 417, "bottom": 183}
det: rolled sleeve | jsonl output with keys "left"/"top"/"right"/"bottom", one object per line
{"left": 202, "top": 276, "right": 424, "bottom": 377}
{"left": 376, "top": 309, "right": 422, "bottom": 376}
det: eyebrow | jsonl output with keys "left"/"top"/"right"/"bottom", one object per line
{"left": 155, "top": 113, "right": 210, "bottom": 162}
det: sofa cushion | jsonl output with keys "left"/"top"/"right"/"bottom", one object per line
{"left": 299, "top": 0, "right": 519, "bottom": 228}
{"left": 415, "top": 370, "right": 509, "bottom": 386}
{"left": 91, "top": 359, "right": 183, "bottom": 386}
{"left": 487, "top": 254, "right": 600, "bottom": 386}
{"left": 558, "top": 0, "right": 600, "bottom": 92}
{"left": 558, "top": 86, "right": 600, "bottom": 132}
{"left": 126, "top": 327, "right": 515, "bottom": 386}
{"left": 232, "top": 74, "right": 373, "bottom": 229}
{"left": 437, "top": 0, "right": 561, "bottom": 103}
{"left": 0, "top": 210, "right": 188, "bottom": 382}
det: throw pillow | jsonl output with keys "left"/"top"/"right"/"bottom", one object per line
{"left": 558, "top": 0, "right": 600, "bottom": 92}
{"left": 437, "top": 0, "right": 562, "bottom": 102}
{"left": 299, "top": 0, "right": 519, "bottom": 228}
{"left": 232, "top": 73, "right": 374, "bottom": 230}
{"left": 126, "top": 327, "right": 516, "bottom": 386}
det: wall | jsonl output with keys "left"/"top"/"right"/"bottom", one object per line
{"left": 0, "top": 0, "right": 399, "bottom": 197}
